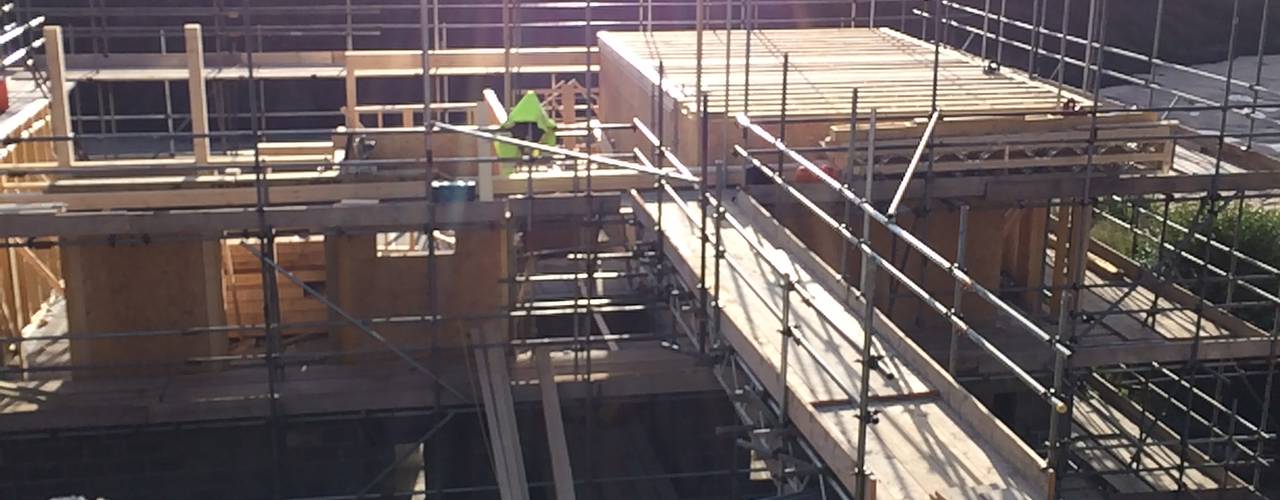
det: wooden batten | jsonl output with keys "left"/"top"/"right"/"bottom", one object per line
{"left": 0, "top": 105, "right": 55, "bottom": 166}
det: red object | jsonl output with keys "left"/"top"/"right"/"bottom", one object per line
{"left": 795, "top": 163, "right": 837, "bottom": 183}
{"left": 0, "top": 77, "right": 9, "bottom": 114}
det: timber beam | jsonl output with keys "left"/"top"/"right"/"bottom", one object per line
{"left": 0, "top": 196, "right": 618, "bottom": 238}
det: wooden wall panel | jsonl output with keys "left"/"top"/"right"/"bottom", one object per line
{"left": 63, "top": 240, "right": 225, "bottom": 377}
{"left": 327, "top": 225, "right": 509, "bottom": 361}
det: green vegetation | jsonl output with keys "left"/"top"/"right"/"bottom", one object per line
{"left": 1092, "top": 198, "right": 1280, "bottom": 331}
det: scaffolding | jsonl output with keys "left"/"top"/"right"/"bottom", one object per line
{"left": 0, "top": 1, "right": 1278, "bottom": 499}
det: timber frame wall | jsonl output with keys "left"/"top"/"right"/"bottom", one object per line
{"left": 2, "top": 1, "right": 1280, "bottom": 499}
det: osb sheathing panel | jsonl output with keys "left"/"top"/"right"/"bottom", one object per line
{"left": 63, "top": 240, "right": 226, "bottom": 377}
{"left": 327, "top": 225, "right": 509, "bottom": 360}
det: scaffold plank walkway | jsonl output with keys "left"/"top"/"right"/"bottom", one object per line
{"left": 634, "top": 189, "right": 1047, "bottom": 499}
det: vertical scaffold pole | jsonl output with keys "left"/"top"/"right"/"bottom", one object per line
{"left": 854, "top": 256, "right": 878, "bottom": 500}
{"left": 840, "top": 89, "right": 860, "bottom": 303}
{"left": 947, "top": 205, "right": 969, "bottom": 374}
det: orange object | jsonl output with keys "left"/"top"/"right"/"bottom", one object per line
{"left": 0, "top": 77, "right": 9, "bottom": 114}
{"left": 795, "top": 163, "right": 837, "bottom": 183}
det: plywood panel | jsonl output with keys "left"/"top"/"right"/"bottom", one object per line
{"left": 327, "top": 225, "right": 508, "bottom": 361}
{"left": 63, "top": 240, "right": 226, "bottom": 377}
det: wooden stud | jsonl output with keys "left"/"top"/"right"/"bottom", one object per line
{"left": 43, "top": 26, "right": 73, "bottom": 167}
{"left": 185, "top": 24, "right": 211, "bottom": 165}
{"left": 5, "top": 247, "right": 25, "bottom": 344}
{"left": 344, "top": 63, "right": 359, "bottom": 127}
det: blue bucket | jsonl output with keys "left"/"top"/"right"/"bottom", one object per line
{"left": 432, "top": 180, "right": 477, "bottom": 203}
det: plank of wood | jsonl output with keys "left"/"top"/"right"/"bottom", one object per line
{"left": 42, "top": 26, "right": 73, "bottom": 167}
{"left": 536, "top": 349, "right": 577, "bottom": 500}
{"left": 472, "top": 329, "right": 531, "bottom": 500}
{"left": 186, "top": 24, "right": 211, "bottom": 164}
{"left": 632, "top": 190, "right": 1047, "bottom": 499}
{"left": 1089, "top": 240, "right": 1267, "bottom": 338}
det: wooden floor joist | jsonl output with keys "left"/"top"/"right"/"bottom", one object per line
{"left": 596, "top": 26, "right": 1167, "bottom": 166}
{"left": 598, "top": 27, "right": 1089, "bottom": 118}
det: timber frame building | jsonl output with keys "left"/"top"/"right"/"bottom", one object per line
{"left": 0, "top": 1, "right": 1278, "bottom": 499}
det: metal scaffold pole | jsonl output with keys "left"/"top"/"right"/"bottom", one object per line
{"left": 9, "top": 2, "right": 1280, "bottom": 499}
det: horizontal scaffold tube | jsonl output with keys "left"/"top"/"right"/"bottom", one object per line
{"left": 735, "top": 113, "right": 1070, "bottom": 360}
{"left": 734, "top": 145, "right": 1067, "bottom": 414}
